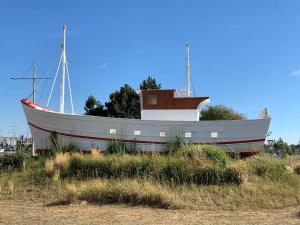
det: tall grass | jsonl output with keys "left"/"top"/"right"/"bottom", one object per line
{"left": 106, "top": 140, "right": 126, "bottom": 154}
{"left": 165, "top": 137, "right": 184, "bottom": 155}
{"left": 64, "top": 179, "right": 178, "bottom": 209}
{"left": 247, "top": 156, "right": 287, "bottom": 180}
{"left": 44, "top": 153, "right": 70, "bottom": 178}
{"left": 66, "top": 153, "right": 242, "bottom": 185}
{"left": 176, "top": 145, "right": 230, "bottom": 167}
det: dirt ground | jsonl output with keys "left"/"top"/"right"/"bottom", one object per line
{"left": 0, "top": 200, "right": 299, "bottom": 225}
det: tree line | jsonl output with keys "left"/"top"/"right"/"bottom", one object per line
{"left": 84, "top": 76, "right": 161, "bottom": 119}
{"left": 84, "top": 76, "right": 244, "bottom": 120}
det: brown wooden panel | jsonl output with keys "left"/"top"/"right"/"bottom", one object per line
{"left": 141, "top": 89, "right": 209, "bottom": 110}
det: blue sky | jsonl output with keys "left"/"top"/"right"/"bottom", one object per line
{"left": 0, "top": 0, "right": 299, "bottom": 144}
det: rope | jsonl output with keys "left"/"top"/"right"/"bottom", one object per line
{"left": 190, "top": 73, "right": 197, "bottom": 96}
{"left": 66, "top": 59, "right": 75, "bottom": 114}
{"left": 37, "top": 58, "right": 57, "bottom": 104}
{"left": 21, "top": 62, "right": 34, "bottom": 79}
{"left": 47, "top": 52, "right": 63, "bottom": 108}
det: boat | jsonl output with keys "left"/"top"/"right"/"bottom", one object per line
{"left": 21, "top": 25, "right": 271, "bottom": 157}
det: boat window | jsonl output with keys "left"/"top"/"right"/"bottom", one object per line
{"left": 185, "top": 132, "right": 192, "bottom": 138}
{"left": 109, "top": 129, "right": 117, "bottom": 134}
{"left": 134, "top": 130, "right": 141, "bottom": 136}
{"left": 147, "top": 95, "right": 157, "bottom": 105}
{"left": 211, "top": 132, "right": 218, "bottom": 138}
{"left": 160, "top": 131, "right": 166, "bottom": 137}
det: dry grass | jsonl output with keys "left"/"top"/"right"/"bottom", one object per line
{"left": 64, "top": 179, "right": 178, "bottom": 209}
{"left": 54, "top": 153, "right": 70, "bottom": 174}
{"left": 44, "top": 153, "right": 71, "bottom": 178}
{"left": 0, "top": 199, "right": 299, "bottom": 225}
{"left": 57, "top": 175, "right": 300, "bottom": 210}
{"left": 90, "top": 148, "right": 103, "bottom": 159}
{"left": 45, "top": 159, "right": 55, "bottom": 177}
{"left": 1, "top": 153, "right": 300, "bottom": 212}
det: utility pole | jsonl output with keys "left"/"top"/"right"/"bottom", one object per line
{"left": 8, "top": 121, "right": 18, "bottom": 149}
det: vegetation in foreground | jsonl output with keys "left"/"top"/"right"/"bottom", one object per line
{"left": 1, "top": 145, "right": 300, "bottom": 210}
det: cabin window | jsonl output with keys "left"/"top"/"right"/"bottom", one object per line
{"left": 211, "top": 132, "right": 218, "bottom": 138}
{"left": 109, "top": 129, "right": 117, "bottom": 134}
{"left": 147, "top": 95, "right": 157, "bottom": 105}
{"left": 134, "top": 130, "right": 141, "bottom": 136}
{"left": 160, "top": 131, "right": 166, "bottom": 137}
{"left": 185, "top": 132, "right": 192, "bottom": 138}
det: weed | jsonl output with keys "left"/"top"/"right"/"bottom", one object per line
{"left": 165, "top": 136, "right": 183, "bottom": 155}
{"left": 294, "top": 165, "right": 300, "bottom": 175}
{"left": 106, "top": 140, "right": 126, "bottom": 155}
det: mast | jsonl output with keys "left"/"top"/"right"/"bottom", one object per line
{"left": 32, "top": 61, "right": 36, "bottom": 156}
{"left": 185, "top": 44, "right": 191, "bottom": 97}
{"left": 32, "top": 61, "right": 36, "bottom": 103}
{"left": 60, "top": 24, "right": 67, "bottom": 113}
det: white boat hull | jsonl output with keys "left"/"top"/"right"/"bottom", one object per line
{"left": 21, "top": 99, "right": 271, "bottom": 157}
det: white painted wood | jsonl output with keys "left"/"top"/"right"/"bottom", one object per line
{"left": 141, "top": 109, "right": 200, "bottom": 121}
{"left": 21, "top": 101, "right": 271, "bottom": 153}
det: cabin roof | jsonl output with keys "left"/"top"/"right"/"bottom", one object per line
{"left": 141, "top": 89, "right": 209, "bottom": 110}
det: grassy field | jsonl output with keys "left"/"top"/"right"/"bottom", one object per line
{"left": 0, "top": 146, "right": 300, "bottom": 225}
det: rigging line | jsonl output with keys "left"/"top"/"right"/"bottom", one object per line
{"left": 26, "top": 92, "right": 33, "bottom": 100}
{"left": 66, "top": 59, "right": 74, "bottom": 114}
{"left": 37, "top": 57, "right": 60, "bottom": 103}
{"left": 47, "top": 52, "right": 63, "bottom": 108}
{"left": 19, "top": 61, "right": 34, "bottom": 79}
{"left": 190, "top": 73, "right": 196, "bottom": 96}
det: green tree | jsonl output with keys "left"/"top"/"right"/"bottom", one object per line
{"left": 84, "top": 76, "right": 161, "bottom": 119}
{"left": 105, "top": 84, "right": 141, "bottom": 118}
{"left": 84, "top": 95, "right": 107, "bottom": 116}
{"left": 139, "top": 76, "right": 161, "bottom": 90}
{"left": 199, "top": 105, "right": 245, "bottom": 120}
{"left": 273, "top": 138, "right": 291, "bottom": 157}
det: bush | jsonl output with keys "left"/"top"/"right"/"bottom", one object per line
{"left": 176, "top": 145, "right": 204, "bottom": 159}
{"left": 0, "top": 150, "right": 32, "bottom": 170}
{"left": 247, "top": 156, "right": 287, "bottom": 180}
{"left": 165, "top": 137, "right": 183, "bottom": 155}
{"left": 67, "top": 153, "right": 242, "bottom": 185}
{"left": 49, "top": 132, "right": 61, "bottom": 156}
{"left": 201, "top": 145, "right": 230, "bottom": 167}
{"left": 106, "top": 140, "right": 126, "bottom": 155}
{"left": 200, "top": 105, "right": 245, "bottom": 120}
{"left": 294, "top": 165, "right": 300, "bottom": 175}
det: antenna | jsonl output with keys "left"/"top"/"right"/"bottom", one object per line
{"left": 60, "top": 24, "right": 67, "bottom": 113}
{"left": 185, "top": 44, "right": 191, "bottom": 97}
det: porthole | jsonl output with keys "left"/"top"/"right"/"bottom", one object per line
{"left": 160, "top": 132, "right": 166, "bottom": 137}
{"left": 211, "top": 132, "right": 218, "bottom": 138}
{"left": 185, "top": 132, "right": 192, "bottom": 138}
{"left": 109, "top": 129, "right": 117, "bottom": 134}
{"left": 134, "top": 130, "right": 141, "bottom": 136}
